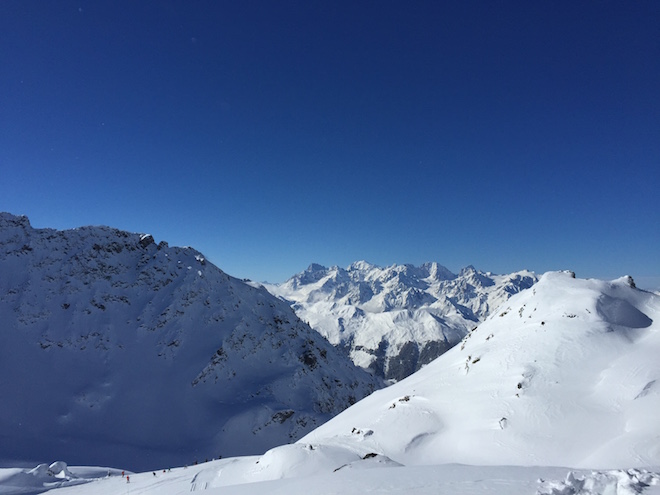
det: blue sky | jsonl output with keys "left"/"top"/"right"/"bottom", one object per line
{"left": 1, "top": 2, "right": 659, "bottom": 287}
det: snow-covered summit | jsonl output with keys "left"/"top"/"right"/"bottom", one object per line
{"left": 0, "top": 213, "right": 381, "bottom": 471}
{"left": 265, "top": 261, "right": 537, "bottom": 381}
{"left": 300, "top": 270, "right": 660, "bottom": 469}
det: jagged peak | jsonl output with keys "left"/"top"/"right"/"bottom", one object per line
{"left": 420, "top": 262, "right": 456, "bottom": 281}
{"left": 0, "top": 212, "right": 214, "bottom": 262}
{"left": 612, "top": 275, "right": 636, "bottom": 289}
{"left": 348, "top": 260, "right": 378, "bottom": 272}
{"left": 458, "top": 265, "right": 480, "bottom": 276}
{"left": 346, "top": 261, "right": 455, "bottom": 282}
{"left": 0, "top": 211, "right": 31, "bottom": 228}
{"left": 456, "top": 265, "right": 496, "bottom": 288}
{"left": 538, "top": 270, "right": 577, "bottom": 284}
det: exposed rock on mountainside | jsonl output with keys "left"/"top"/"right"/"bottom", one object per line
{"left": 265, "top": 261, "right": 537, "bottom": 381}
{"left": 0, "top": 213, "right": 381, "bottom": 471}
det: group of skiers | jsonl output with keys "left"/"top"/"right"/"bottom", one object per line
{"left": 121, "top": 468, "right": 172, "bottom": 483}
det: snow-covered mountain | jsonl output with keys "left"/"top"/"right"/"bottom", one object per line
{"left": 265, "top": 261, "right": 537, "bottom": 381}
{"left": 14, "top": 270, "right": 659, "bottom": 495}
{"left": 0, "top": 213, "right": 381, "bottom": 471}
{"left": 301, "top": 270, "right": 660, "bottom": 469}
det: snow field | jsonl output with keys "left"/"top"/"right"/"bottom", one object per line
{"left": 13, "top": 463, "right": 653, "bottom": 495}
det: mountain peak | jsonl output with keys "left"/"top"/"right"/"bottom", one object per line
{"left": 306, "top": 262, "right": 327, "bottom": 272}
{"left": 348, "top": 260, "right": 377, "bottom": 272}
{"left": 420, "top": 261, "right": 455, "bottom": 281}
{"left": 459, "top": 264, "right": 478, "bottom": 275}
{"left": 613, "top": 275, "right": 637, "bottom": 289}
{"left": 0, "top": 211, "right": 31, "bottom": 228}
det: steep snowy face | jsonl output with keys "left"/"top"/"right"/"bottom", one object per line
{"left": 265, "top": 262, "right": 537, "bottom": 381}
{"left": 0, "top": 213, "right": 380, "bottom": 471}
{"left": 301, "top": 271, "right": 660, "bottom": 469}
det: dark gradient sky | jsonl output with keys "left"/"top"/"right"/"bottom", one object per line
{"left": 1, "top": 1, "right": 659, "bottom": 286}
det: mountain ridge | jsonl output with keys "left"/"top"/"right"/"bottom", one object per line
{"left": 0, "top": 212, "right": 381, "bottom": 471}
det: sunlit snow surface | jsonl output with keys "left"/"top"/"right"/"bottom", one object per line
{"left": 1, "top": 461, "right": 658, "bottom": 495}
{"left": 3, "top": 270, "right": 659, "bottom": 494}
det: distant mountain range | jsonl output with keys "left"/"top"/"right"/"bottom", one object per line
{"left": 0, "top": 213, "right": 380, "bottom": 471}
{"left": 264, "top": 261, "right": 537, "bottom": 381}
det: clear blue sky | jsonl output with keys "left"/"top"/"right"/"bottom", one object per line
{"left": 1, "top": 1, "right": 659, "bottom": 287}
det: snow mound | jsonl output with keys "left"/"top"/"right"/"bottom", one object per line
{"left": 46, "top": 462, "right": 72, "bottom": 479}
{"left": 180, "top": 442, "right": 405, "bottom": 490}
{"left": 252, "top": 444, "right": 360, "bottom": 480}
{"left": 537, "top": 468, "right": 660, "bottom": 495}
{"left": 333, "top": 453, "right": 404, "bottom": 472}
{"left": 0, "top": 462, "right": 119, "bottom": 495}
{"left": 597, "top": 294, "right": 653, "bottom": 329}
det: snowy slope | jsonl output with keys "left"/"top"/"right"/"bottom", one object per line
{"left": 0, "top": 213, "right": 381, "bottom": 471}
{"left": 24, "top": 462, "right": 660, "bottom": 495}
{"left": 2, "top": 270, "right": 660, "bottom": 495}
{"left": 265, "top": 262, "right": 537, "bottom": 380}
{"left": 301, "top": 271, "right": 660, "bottom": 468}
{"left": 2, "top": 460, "right": 658, "bottom": 495}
